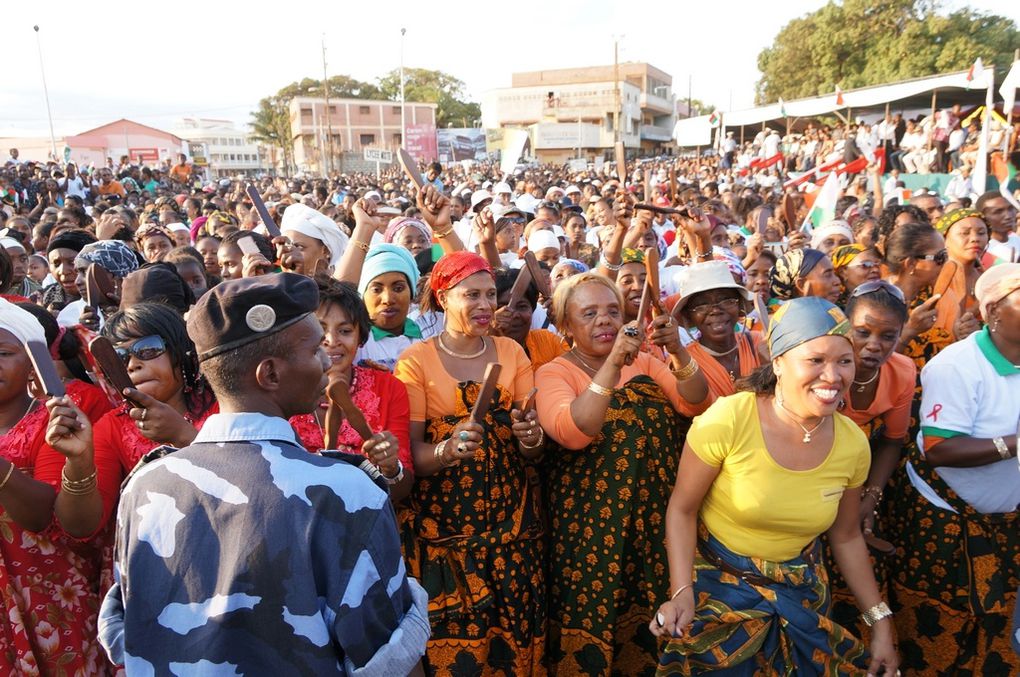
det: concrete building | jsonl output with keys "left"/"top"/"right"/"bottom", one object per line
{"left": 173, "top": 118, "right": 263, "bottom": 179}
{"left": 288, "top": 97, "right": 438, "bottom": 174}
{"left": 481, "top": 63, "right": 677, "bottom": 163}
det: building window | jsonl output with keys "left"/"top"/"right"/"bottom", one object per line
{"left": 359, "top": 134, "right": 375, "bottom": 145}
{"left": 359, "top": 105, "right": 370, "bottom": 114}
{"left": 301, "top": 107, "right": 313, "bottom": 121}
{"left": 329, "top": 106, "right": 337, "bottom": 115}
{"left": 392, "top": 106, "right": 401, "bottom": 114}
{"left": 393, "top": 134, "right": 402, "bottom": 145}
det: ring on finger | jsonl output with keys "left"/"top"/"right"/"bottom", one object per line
{"left": 141, "top": 408, "right": 147, "bottom": 422}
{"left": 655, "top": 612, "right": 665, "bottom": 627}
{"left": 456, "top": 443, "right": 467, "bottom": 453}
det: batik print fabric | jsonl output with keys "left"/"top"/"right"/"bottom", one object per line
{"left": 656, "top": 531, "right": 869, "bottom": 676}
{"left": 544, "top": 376, "right": 684, "bottom": 677}
{"left": 397, "top": 381, "right": 546, "bottom": 676}
{"left": 104, "top": 413, "right": 429, "bottom": 675}
{"left": 0, "top": 381, "right": 113, "bottom": 675}
{"left": 888, "top": 449, "right": 1019, "bottom": 675}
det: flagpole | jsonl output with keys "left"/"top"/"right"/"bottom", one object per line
{"left": 33, "top": 25, "right": 57, "bottom": 161}
{"left": 973, "top": 71, "right": 993, "bottom": 194}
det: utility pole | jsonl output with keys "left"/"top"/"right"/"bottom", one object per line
{"left": 33, "top": 26, "right": 57, "bottom": 161}
{"left": 688, "top": 74, "right": 693, "bottom": 119}
{"left": 321, "top": 35, "right": 333, "bottom": 175}
{"left": 614, "top": 37, "right": 621, "bottom": 144}
{"left": 400, "top": 28, "right": 407, "bottom": 149}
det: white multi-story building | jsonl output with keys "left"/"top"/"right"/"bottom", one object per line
{"left": 173, "top": 118, "right": 263, "bottom": 178}
{"left": 481, "top": 63, "right": 677, "bottom": 163}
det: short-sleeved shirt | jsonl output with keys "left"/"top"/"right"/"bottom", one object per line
{"left": 912, "top": 328, "right": 1020, "bottom": 514}
{"left": 356, "top": 318, "right": 424, "bottom": 372}
{"left": 687, "top": 391, "right": 870, "bottom": 561}
{"left": 842, "top": 352, "right": 916, "bottom": 440}
{"left": 395, "top": 337, "right": 533, "bottom": 421}
{"left": 109, "top": 412, "right": 429, "bottom": 674}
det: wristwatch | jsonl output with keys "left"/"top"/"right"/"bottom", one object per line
{"left": 382, "top": 462, "right": 404, "bottom": 486}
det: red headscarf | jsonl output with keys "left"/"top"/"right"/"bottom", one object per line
{"left": 429, "top": 251, "right": 492, "bottom": 306}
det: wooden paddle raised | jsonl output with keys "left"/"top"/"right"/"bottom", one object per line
{"left": 469, "top": 363, "right": 502, "bottom": 425}
{"left": 668, "top": 166, "right": 677, "bottom": 204}
{"left": 644, "top": 245, "right": 662, "bottom": 317}
{"left": 398, "top": 148, "right": 426, "bottom": 191}
{"left": 504, "top": 265, "right": 534, "bottom": 313}
{"left": 88, "top": 337, "right": 143, "bottom": 408}
{"left": 24, "top": 338, "right": 65, "bottom": 397}
{"left": 522, "top": 250, "right": 550, "bottom": 298}
{"left": 84, "top": 264, "right": 115, "bottom": 309}
{"left": 245, "top": 184, "right": 281, "bottom": 237}
{"left": 614, "top": 141, "right": 627, "bottom": 186}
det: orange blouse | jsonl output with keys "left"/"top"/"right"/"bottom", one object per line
{"left": 686, "top": 331, "right": 763, "bottom": 398}
{"left": 535, "top": 352, "right": 713, "bottom": 450}
{"left": 841, "top": 352, "right": 916, "bottom": 441}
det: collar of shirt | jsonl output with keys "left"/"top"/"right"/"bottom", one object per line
{"left": 370, "top": 318, "right": 422, "bottom": 342}
{"left": 975, "top": 327, "right": 1020, "bottom": 377}
{"left": 192, "top": 412, "right": 300, "bottom": 446}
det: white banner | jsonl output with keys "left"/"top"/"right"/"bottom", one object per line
{"left": 673, "top": 116, "right": 713, "bottom": 147}
{"left": 500, "top": 129, "right": 530, "bottom": 174}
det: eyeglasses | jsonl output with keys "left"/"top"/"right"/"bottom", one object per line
{"left": 917, "top": 249, "right": 948, "bottom": 265}
{"left": 849, "top": 280, "right": 905, "bottom": 303}
{"left": 115, "top": 335, "right": 168, "bottom": 365}
{"left": 688, "top": 297, "right": 743, "bottom": 315}
{"left": 847, "top": 260, "right": 881, "bottom": 270}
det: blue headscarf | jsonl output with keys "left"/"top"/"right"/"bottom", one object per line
{"left": 358, "top": 244, "right": 421, "bottom": 296}
{"left": 766, "top": 296, "right": 851, "bottom": 359}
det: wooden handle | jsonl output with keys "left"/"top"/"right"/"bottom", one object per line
{"left": 25, "top": 340, "right": 65, "bottom": 397}
{"left": 469, "top": 363, "right": 502, "bottom": 425}
{"left": 645, "top": 246, "right": 661, "bottom": 315}
{"left": 522, "top": 251, "right": 550, "bottom": 298}
{"left": 325, "top": 380, "right": 374, "bottom": 445}
{"left": 398, "top": 148, "right": 426, "bottom": 191}
{"left": 520, "top": 387, "right": 538, "bottom": 414}
{"left": 864, "top": 534, "right": 895, "bottom": 555}
{"left": 635, "top": 283, "right": 653, "bottom": 327}
{"left": 504, "top": 265, "right": 533, "bottom": 312}
{"left": 634, "top": 203, "right": 689, "bottom": 216}
{"left": 614, "top": 142, "right": 627, "bottom": 185}
{"left": 88, "top": 337, "right": 142, "bottom": 407}
{"left": 245, "top": 184, "right": 281, "bottom": 237}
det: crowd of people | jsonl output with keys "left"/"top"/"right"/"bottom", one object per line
{"left": 0, "top": 136, "right": 1019, "bottom": 677}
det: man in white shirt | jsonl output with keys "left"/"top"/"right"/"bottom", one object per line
{"left": 59, "top": 163, "right": 87, "bottom": 200}
{"left": 944, "top": 167, "right": 973, "bottom": 202}
{"left": 978, "top": 191, "right": 1020, "bottom": 262}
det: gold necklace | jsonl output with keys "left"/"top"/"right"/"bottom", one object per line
{"left": 437, "top": 334, "right": 487, "bottom": 359}
{"left": 775, "top": 393, "right": 827, "bottom": 443}
{"left": 570, "top": 349, "right": 602, "bottom": 374}
{"left": 852, "top": 369, "right": 880, "bottom": 393}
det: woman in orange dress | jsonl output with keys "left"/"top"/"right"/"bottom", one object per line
{"left": 395, "top": 251, "right": 546, "bottom": 675}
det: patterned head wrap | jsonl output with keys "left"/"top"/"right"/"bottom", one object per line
{"left": 810, "top": 219, "right": 854, "bottom": 250}
{"left": 134, "top": 224, "right": 174, "bottom": 244}
{"left": 830, "top": 244, "right": 865, "bottom": 273}
{"left": 934, "top": 208, "right": 983, "bottom": 235}
{"left": 384, "top": 217, "right": 432, "bottom": 244}
{"left": 766, "top": 296, "right": 851, "bottom": 359}
{"left": 553, "top": 258, "right": 589, "bottom": 275}
{"left": 768, "top": 248, "right": 827, "bottom": 301}
{"left": 621, "top": 248, "right": 645, "bottom": 265}
{"left": 974, "top": 262, "right": 1020, "bottom": 322}
{"left": 428, "top": 251, "right": 493, "bottom": 306}
{"left": 208, "top": 210, "right": 238, "bottom": 226}
{"left": 75, "top": 240, "right": 140, "bottom": 279}
{"left": 712, "top": 247, "right": 748, "bottom": 284}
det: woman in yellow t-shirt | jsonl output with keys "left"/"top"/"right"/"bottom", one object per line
{"left": 651, "top": 296, "right": 899, "bottom": 676}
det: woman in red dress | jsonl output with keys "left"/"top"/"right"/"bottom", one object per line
{"left": 289, "top": 276, "right": 414, "bottom": 502}
{"left": 0, "top": 298, "right": 112, "bottom": 675}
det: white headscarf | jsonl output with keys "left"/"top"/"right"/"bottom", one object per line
{"left": 280, "top": 203, "right": 350, "bottom": 271}
{"left": 810, "top": 220, "right": 854, "bottom": 250}
{"left": 0, "top": 297, "right": 46, "bottom": 346}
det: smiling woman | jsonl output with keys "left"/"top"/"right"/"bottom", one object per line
{"left": 654, "top": 296, "right": 899, "bottom": 676}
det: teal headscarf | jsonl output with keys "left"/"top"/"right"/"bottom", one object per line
{"left": 358, "top": 244, "right": 421, "bottom": 296}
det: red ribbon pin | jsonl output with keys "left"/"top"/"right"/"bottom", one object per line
{"left": 925, "top": 404, "right": 943, "bottom": 422}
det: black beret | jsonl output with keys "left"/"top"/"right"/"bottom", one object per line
{"left": 187, "top": 272, "right": 319, "bottom": 361}
{"left": 120, "top": 263, "right": 195, "bottom": 314}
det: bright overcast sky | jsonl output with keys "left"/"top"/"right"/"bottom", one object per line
{"left": 3, "top": 0, "right": 1018, "bottom": 138}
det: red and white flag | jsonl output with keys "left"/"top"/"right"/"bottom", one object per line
{"left": 967, "top": 57, "right": 985, "bottom": 84}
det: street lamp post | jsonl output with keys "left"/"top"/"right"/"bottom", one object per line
{"left": 33, "top": 25, "right": 57, "bottom": 161}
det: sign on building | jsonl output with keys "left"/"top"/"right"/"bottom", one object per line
{"left": 363, "top": 148, "right": 393, "bottom": 163}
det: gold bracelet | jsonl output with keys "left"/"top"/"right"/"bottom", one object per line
{"left": 352, "top": 240, "right": 370, "bottom": 253}
{"left": 61, "top": 470, "right": 98, "bottom": 496}
{"left": 587, "top": 381, "right": 614, "bottom": 397}
{"left": 434, "top": 228, "right": 454, "bottom": 239}
{"left": 861, "top": 485, "right": 884, "bottom": 503}
{"left": 0, "top": 463, "right": 16, "bottom": 492}
{"left": 61, "top": 467, "right": 97, "bottom": 488}
{"left": 520, "top": 428, "right": 545, "bottom": 450}
{"left": 670, "top": 583, "right": 692, "bottom": 601}
{"left": 671, "top": 356, "right": 700, "bottom": 380}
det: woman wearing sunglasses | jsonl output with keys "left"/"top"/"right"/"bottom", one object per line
{"left": 46, "top": 302, "right": 217, "bottom": 539}
{"left": 881, "top": 222, "right": 962, "bottom": 371}
{"left": 830, "top": 244, "right": 882, "bottom": 302}
{"left": 822, "top": 281, "right": 916, "bottom": 636}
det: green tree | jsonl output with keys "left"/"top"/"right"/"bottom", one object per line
{"left": 756, "top": 0, "right": 1019, "bottom": 104}
{"left": 249, "top": 95, "right": 293, "bottom": 175}
{"left": 377, "top": 68, "right": 481, "bottom": 127}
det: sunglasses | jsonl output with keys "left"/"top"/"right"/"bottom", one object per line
{"left": 917, "top": 249, "right": 948, "bottom": 265}
{"left": 850, "top": 280, "right": 905, "bottom": 303}
{"left": 115, "top": 335, "right": 168, "bottom": 365}
{"left": 847, "top": 260, "right": 881, "bottom": 270}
